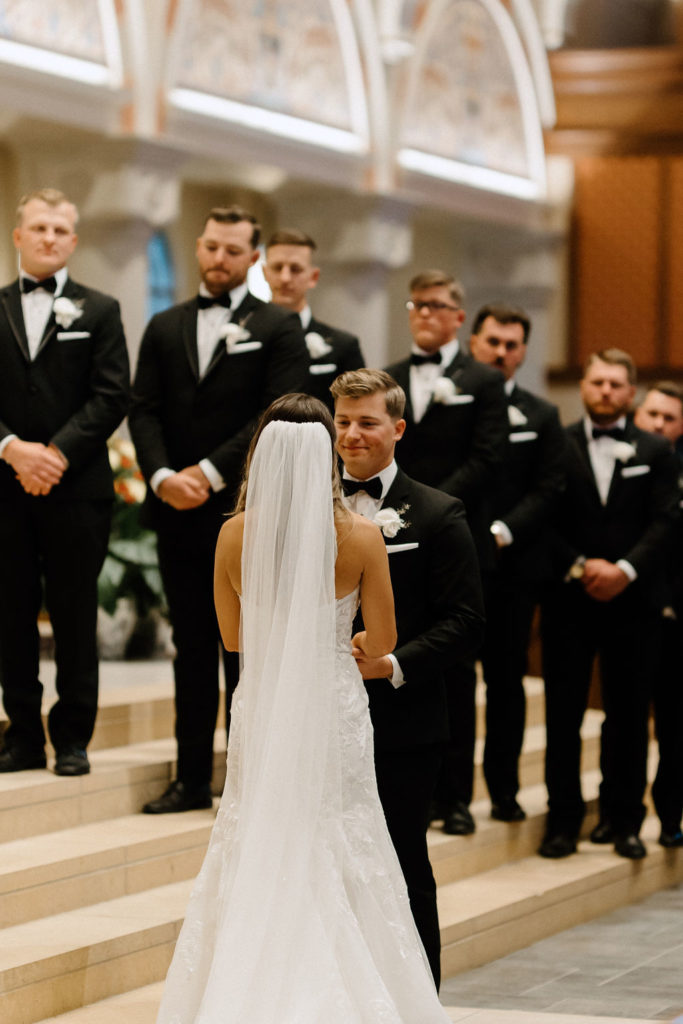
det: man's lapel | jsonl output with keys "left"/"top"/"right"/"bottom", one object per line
{"left": 420, "top": 346, "right": 466, "bottom": 420}
{"left": 202, "top": 292, "right": 260, "bottom": 382}
{"left": 605, "top": 421, "right": 639, "bottom": 505}
{"left": 33, "top": 278, "right": 83, "bottom": 359}
{"left": 0, "top": 282, "right": 30, "bottom": 361}
{"left": 569, "top": 421, "right": 603, "bottom": 504}
{"left": 180, "top": 299, "right": 201, "bottom": 381}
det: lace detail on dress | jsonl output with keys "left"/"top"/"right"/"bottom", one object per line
{"left": 155, "top": 588, "right": 450, "bottom": 1024}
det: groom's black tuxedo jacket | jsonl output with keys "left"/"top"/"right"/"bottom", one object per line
{"left": 129, "top": 291, "right": 308, "bottom": 522}
{"left": 384, "top": 349, "right": 507, "bottom": 570}
{"left": 363, "top": 468, "right": 485, "bottom": 752}
{"left": 548, "top": 419, "right": 679, "bottom": 608}
{"left": 0, "top": 278, "right": 130, "bottom": 501}
{"left": 304, "top": 315, "right": 364, "bottom": 411}
{"left": 490, "top": 384, "right": 566, "bottom": 582}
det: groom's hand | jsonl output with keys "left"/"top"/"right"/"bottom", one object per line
{"left": 159, "top": 466, "right": 210, "bottom": 510}
{"left": 352, "top": 648, "right": 393, "bottom": 681}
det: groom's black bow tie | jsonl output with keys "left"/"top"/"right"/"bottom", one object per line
{"left": 22, "top": 276, "right": 57, "bottom": 294}
{"left": 592, "top": 425, "right": 626, "bottom": 441}
{"left": 411, "top": 352, "right": 441, "bottom": 366}
{"left": 342, "top": 476, "right": 383, "bottom": 500}
{"left": 197, "top": 292, "right": 231, "bottom": 309}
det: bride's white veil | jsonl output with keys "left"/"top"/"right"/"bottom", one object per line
{"left": 190, "top": 418, "right": 341, "bottom": 1020}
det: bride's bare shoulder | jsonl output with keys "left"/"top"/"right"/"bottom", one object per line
{"left": 336, "top": 512, "right": 384, "bottom": 555}
{"left": 216, "top": 513, "right": 244, "bottom": 553}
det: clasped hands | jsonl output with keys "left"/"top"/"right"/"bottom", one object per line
{"left": 3, "top": 438, "right": 67, "bottom": 495}
{"left": 581, "top": 558, "right": 630, "bottom": 602}
{"left": 351, "top": 631, "right": 393, "bottom": 681}
{"left": 158, "top": 465, "right": 211, "bottom": 510}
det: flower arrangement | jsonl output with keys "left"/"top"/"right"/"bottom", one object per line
{"left": 98, "top": 437, "right": 167, "bottom": 656}
{"left": 374, "top": 505, "right": 410, "bottom": 538}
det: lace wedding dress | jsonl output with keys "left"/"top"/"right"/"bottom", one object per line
{"left": 155, "top": 421, "right": 450, "bottom": 1024}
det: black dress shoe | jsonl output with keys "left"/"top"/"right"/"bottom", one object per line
{"left": 538, "top": 833, "right": 577, "bottom": 858}
{"left": 658, "top": 826, "right": 683, "bottom": 848}
{"left": 442, "top": 802, "right": 475, "bottom": 835}
{"left": 0, "top": 747, "right": 46, "bottom": 772}
{"left": 614, "top": 833, "right": 646, "bottom": 859}
{"left": 54, "top": 747, "right": 90, "bottom": 776}
{"left": 491, "top": 798, "right": 526, "bottom": 823}
{"left": 143, "top": 780, "right": 213, "bottom": 814}
{"left": 590, "top": 820, "right": 614, "bottom": 844}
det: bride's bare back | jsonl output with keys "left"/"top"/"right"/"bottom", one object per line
{"left": 214, "top": 510, "right": 396, "bottom": 658}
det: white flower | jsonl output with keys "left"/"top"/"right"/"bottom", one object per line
{"left": 305, "top": 331, "right": 332, "bottom": 359}
{"left": 53, "top": 296, "right": 83, "bottom": 328}
{"left": 612, "top": 440, "right": 636, "bottom": 463}
{"left": 126, "top": 477, "right": 147, "bottom": 503}
{"left": 374, "top": 506, "right": 408, "bottom": 538}
{"left": 432, "top": 377, "right": 458, "bottom": 404}
{"left": 221, "top": 323, "right": 252, "bottom": 352}
{"left": 108, "top": 447, "right": 121, "bottom": 472}
{"left": 508, "top": 405, "right": 528, "bottom": 426}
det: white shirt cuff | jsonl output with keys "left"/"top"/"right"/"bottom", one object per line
{"left": 616, "top": 559, "right": 637, "bottom": 583}
{"left": 150, "top": 467, "right": 175, "bottom": 495}
{"left": 490, "top": 520, "right": 513, "bottom": 547}
{"left": 199, "top": 458, "right": 226, "bottom": 492}
{"left": 387, "top": 653, "right": 405, "bottom": 689}
{"left": 0, "top": 434, "right": 18, "bottom": 458}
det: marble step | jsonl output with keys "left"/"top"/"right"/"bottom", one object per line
{"left": 438, "top": 815, "right": 683, "bottom": 979}
{"left": 3, "top": 816, "right": 678, "bottom": 1024}
{"left": 32, "top": 981, "right": 662, "bottom": 1024}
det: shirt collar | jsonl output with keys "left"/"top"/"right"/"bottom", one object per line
{"left": 504, "top": 377, "right": 516, "bottom": 396}
{"left": 298, "top": 306, "right": 312, "bottom": 330}
{"left": 342, "top": 459, "right": 398, "bottom": 499}
{"left": 410, "top": 337, "right": 459, "bottom": 365}
{"left": 20, "top": 266, "right": 68, "bottom": 297}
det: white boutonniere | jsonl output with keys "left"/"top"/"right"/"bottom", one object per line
{"left": 432, "top": 377, "right": 458, "bottom": 405}
{"left": 374, "top": 504, "right": 410, "bottom": 538}
{"left": 220, "top": 322, "right": 252, "bottom": 352}
{"left": 53, "top": 296, "right": 83, "bottom": 329}
{"left": 612, "top": 440, "right": 636, "bottom": 462}
{"left": 508, "top": 405, "right": 528, "bottom": 426}
{"left": 305, "top": 331, "right": 332, "bottom": 359}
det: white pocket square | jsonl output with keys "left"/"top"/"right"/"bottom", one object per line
{"left": 229, "top": 340, "right": 262, "bottom": 353}
{"left": 57, "top": 331, "right": 91, "bottom": 340}
{"left": 510, "top": 431, "right": 538, "bottom": 443}
{"left": 385, "top": 542, "right": 419, "bottom": 554}
{"left": 310, "top": 363, "right": 337, "bottom": 374}
{"left": 621, "top": 464, "right": 650, "bottom": 478}
{"left": 446, "top": 393, "right": 475, "bottom": 405}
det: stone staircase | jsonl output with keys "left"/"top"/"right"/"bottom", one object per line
{"left": 0, "top": 670, "right": 681, "bottom": 1024}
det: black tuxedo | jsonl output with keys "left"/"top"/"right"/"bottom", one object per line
{"left": 541, "top": 419, "right": 679, "bottom": 837}
{"left": 385, "top": 348, "right": 507, "bottom": 815}
{"left": 482, "top": 385, "right": 566, "bottom": 804}
{"left": 129, "top": 292, "right": 308, "bottom": 788}
{"left": 0, "top": 277, "right": 130, "bottom": 756}
{"left": 360, "top": 468, "right": 484, "bottom": 986}
{"left": 303, "top": 316, "right": 364, "bottom": 411}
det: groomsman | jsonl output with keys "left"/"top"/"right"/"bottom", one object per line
{"left": 331, "top": 368, "right": 485, "bottom": 987}
{"left": 633, "top": 382, "right": 683, "bottom": 847}
{"left": 263, "top": 228, "right": 364, "bottom": 410}
{"left": 0, "top": 188, "right": 130, "bottom": 775}
{"left": 386, "top": 270, "right": 508, "bottom": 836}
{"left": 130, "top": 206, "right": 308, "bottom": 813}
{"left": 539, "top": 350, "right": 679, "bottom": 859}
{"left": 469, "top": 304, "right": 565, "bottom": 821}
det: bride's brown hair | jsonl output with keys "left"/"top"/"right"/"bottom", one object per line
{"left": 233, "top": 393, "right": 347, "bottom": 517}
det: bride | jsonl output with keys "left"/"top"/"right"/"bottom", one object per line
{"left": 155, "top": 393, "right": 451, "bottom": 1023}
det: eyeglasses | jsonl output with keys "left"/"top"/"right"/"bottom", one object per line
{"left": 406, "top": 300, "right": 460, "bottom": 314}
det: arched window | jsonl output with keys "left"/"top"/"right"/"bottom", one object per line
{"left": 147, "top": 231, "right": 175, "bottom": 319}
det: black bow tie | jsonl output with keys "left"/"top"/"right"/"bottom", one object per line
{"left": 592, "top": 426, "right": 626, "bottom": 441}
{"left": 22, "top": 276, "right": 57, "bottom": 294}
{"left": 342, "top": 476, "right": 383, "bottom": 500}
{"left": 197, "top": 292, "right": 232, "bottom": 309}
{"left": 411, "top": 352, "right": 442, "bottom": 366}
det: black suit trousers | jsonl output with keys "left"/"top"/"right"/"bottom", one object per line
{"left": 651, "top": 616, "right": 683, "bottom": 829}
{"left": 156, "top": 506, "right": 238, "bottom": 789}
{"left": 481, "top": 572, "right": 537, "bottom": 802}
{"left": 374, "top": 742, "right": 444, "bottom": 989}
{"left": 541, "top": 582, "right": 658, "bottom": 836}
{"left": 0, "top": 495, "right": 111, "bottom": 754}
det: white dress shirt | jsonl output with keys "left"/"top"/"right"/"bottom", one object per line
{"left": 410, "top": 338, "right": 459, "bottom": 422}
{"left": 150, "top": 281, "right": 250, "bottom": 497}
{"left": 298, "top": 306, "right": 312, "bottom": 330}
{"left": 583, "top": 416, "right": 637, "bottom": 582}
{"left": 341, "top": 459, "right": 406, "bottom": 688}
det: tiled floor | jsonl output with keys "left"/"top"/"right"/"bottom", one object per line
{"left": 440, "top": 882, "right": 683, "bottom": 1022}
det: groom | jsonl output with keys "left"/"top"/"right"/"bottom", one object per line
{"left": 331, "top": 368, "right": 485, "bottom": 987}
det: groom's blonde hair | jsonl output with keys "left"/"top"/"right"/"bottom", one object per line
{"left": 330, "top": 369, "right": 406, "bottom": 420}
